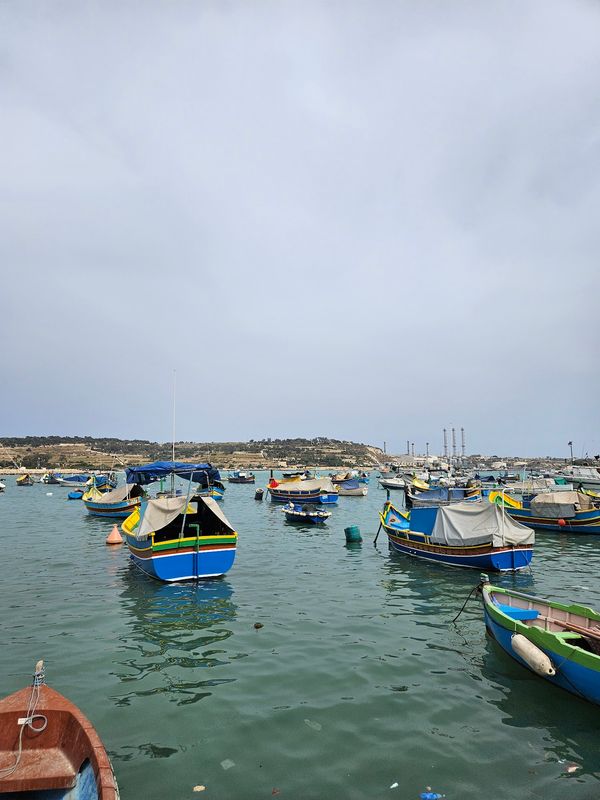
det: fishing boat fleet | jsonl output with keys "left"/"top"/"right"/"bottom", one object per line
{"left": 3, "top": 456, "right": 600, "bottom": 795}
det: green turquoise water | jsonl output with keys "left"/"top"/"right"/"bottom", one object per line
{"left": 2, "top": 474, "right": 600, "bottom": 799}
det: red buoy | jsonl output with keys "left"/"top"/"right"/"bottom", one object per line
{"left": 558, "top": 519, "right": 566, "bottom": 528}
{"left": 106, "top": 525, "right": 123, "bottom": 545}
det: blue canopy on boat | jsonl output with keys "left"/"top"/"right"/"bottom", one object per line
{"left": 125, "top": 461, "right": 220, "bottom": 487}
{"left": 340, "top": 479, "right": 360, "bottom": 490}
{"left": 64, "top": 474, "right": 90, "bottom": 483}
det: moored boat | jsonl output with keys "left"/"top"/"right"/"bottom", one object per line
{"left": 480, "top": 578, "right": 600, "bottom": 705}
{"left": 83, "top": 483, "right": 146, "bottom": 518}
{"left": 56, "top": 474, "right": 92, "bottom": 488}
{"left": 0, "top": 660, "right": 119, "bottom": 798}
{"left": 268, "top": 477, "right": 339, "bottom": 504}
{"left": 282, "top": 502, "right": 331, "bottom": 525}
{"left": 406, "top": 485, "right": 481, "bottom": 508}
{"left": 122, "top": 494, "right": 237, "bottom": 582}
{"left": 379, "top": 500, "right": 534, "bottom": 571}
{"left": 16, "top": 474, "right": 34, "bottom": 486}
{"left": 228, "top": 470, "right": 255, "bottom": 484}
{"left": 490, "top": 490, "right": 600, "bottom": 534}
{"left": 378, "top": 476, "right": 406, "bottom": 490}
{"left": 337, "top": 479, "right": 368, "bottom": 497}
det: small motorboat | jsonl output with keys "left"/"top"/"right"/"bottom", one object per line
{"left": 481, "top": 578, "right": 600, "bottom": 705}
{"left": 40, "top": 472, "right": 62, "bottom": 484}
{"left": 283, "top": 502, "right": 331, "bottom": 525}
{"left": 0, "top": 660, "right": 119, "bottom": 798}
{"left": 378, "top": 476, "right": 406, "bottom": 490}
{"left": 68, "top": 490, "right": 84, "bottom": 500}
{"left": 16, "top": 474, "right": 34, "bottom": 487}
{"left": 0, "top": 480, "right": 5, "bottom": 493}
{"left": 336, "top": 479, "right": 368, "bottom": 497}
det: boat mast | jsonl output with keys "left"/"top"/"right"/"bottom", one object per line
{"left": 171, "top": 369, "right": 176, "bottom": 496}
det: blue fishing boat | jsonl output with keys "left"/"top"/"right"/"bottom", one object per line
{"left": 490, "top": 490, "right": 600, "bottom": 534}
{"left": 68, "top": 490, "right": 84, "bottom": 500}
{"left": 122, "top": 494, "right": 237, "bottom": 582}
{"left": 268, "top": 478, "right": 339, "bottom": 504}
{"left": 481, "top": 578, "right": 600, "bottom": 705}
{"left": 0, "top": 660, "right": 118, "bottom": 798}
{"left": 405, "top": 485, "right": 481, "bottom": 508}
{"left": 379, "top": 500, "right": 534, "bottom": 571}
{"left": 83, "top": 483, "right": 146, "bottom": 518}
{"left": 282, "top": 502, "right": 331, "bottom": 525}
{"left": 121, "top": 461, "right": 236, "bottom": 582}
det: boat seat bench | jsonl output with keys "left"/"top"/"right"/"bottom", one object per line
{"left": 494, "top": 602, "right": 539, "bottom": 621}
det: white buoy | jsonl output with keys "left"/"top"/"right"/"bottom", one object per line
{"left": 511, "top": 633, "right": 556, "bottom": 676}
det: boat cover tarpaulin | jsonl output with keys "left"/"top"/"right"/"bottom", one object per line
{"left": 135, "top": 495, "right": 235, "bottom": 540}
{"left": 430, "top": 501, "right": 534, "bottom": 547}
{"left": 125, "top": 461, "right": 220, "bottom": 486}
{"left": 339, "top": 479, "right": 360, "bottom": 490}
{"left": 92, "top": 484, "right": 136, "bottom": 504}
{"left": 529, "top": 491, "right": 596, "bottom": 519}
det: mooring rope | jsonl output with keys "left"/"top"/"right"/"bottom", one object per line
{"left": 0, "top": 663, "right": 48, "bottom": 779}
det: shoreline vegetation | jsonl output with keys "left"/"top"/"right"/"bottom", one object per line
{"left": 0, "top": 436, "right": 584, "bottom": 474}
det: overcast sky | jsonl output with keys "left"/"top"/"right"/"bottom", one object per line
{"left": 1, "top": 0, "right": 599, "bottom": 457}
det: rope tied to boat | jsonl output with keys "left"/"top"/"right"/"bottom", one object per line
{"left": 0, "top": 661, "right": 48, "bottom": 779}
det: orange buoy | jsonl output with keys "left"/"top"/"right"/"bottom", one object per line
{"left": 106, "top": 525, "right": 123, "bottom": 545}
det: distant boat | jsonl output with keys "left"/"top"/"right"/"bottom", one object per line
{"left": 282, "top": 502, "right": 331, "bottom": 525}
{"left": 405, "top": 486, "right": 481, "bottom": 508}
{"left": 337, "top": 479, "right": 368, "bottom": 497}
{"left": 16, "top": 474, "right": 34, "bottom": 486}
{"left": 0, "top": 660, "right": 119, "bottom": 798}
{"left": 490, "top": 490, "right": 600, "bottom": 534}
{"left": 228, "top": 470, "right": 255, "bottom": 484}
{"left": 555, "top": 466, "right": 600, "bottom": 491}
{"left": 40, "top": 472, "right": 61, "bottom": 485}
{"left": 379, "top": 500, "right": 534, "bottom": 571}
{"left": 378, "top": 476, "right": 406, "bottom": 490}
{"left": 268, "top": 477, "right": 339, "bottom": 504}
{"left": 83, "top": 483, "right": 147, "bottom": 518}
{"left": 56, "top": 474, "right": 91, "bottom": 488}
{"left": 481, "top": 578, "right": 600, "bottom": 705}
{"left": 0, "top": 480, "right": 5, "bottom": 493}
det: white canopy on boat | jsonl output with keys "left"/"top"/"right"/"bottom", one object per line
{"left": 429, "top": 501, "right": 534, "bottom": 547}
{"left": 272, "top": 478, "right": 336, "bottom": 493}
{"left": 93, "top": 484, "right": 136, "bottom": 504}
{"left": 135, "top": 494, "right": 235, "bottom": 540}
{"left": 529, "top": 491, "right": 595, "bottom": 519}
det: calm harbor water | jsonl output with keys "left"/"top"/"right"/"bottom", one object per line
{"left": 2, "top": 473, "right": 600, "bottom": 799}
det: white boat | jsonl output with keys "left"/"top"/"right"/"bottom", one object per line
{"left": 0, "top": 480, "right": 5, "bottom": 492}
{"left": 378, "top": 476, "right": 406, "bottom": 490}
{"left": 555, "top": 466, "right": 600, "bottom": 491}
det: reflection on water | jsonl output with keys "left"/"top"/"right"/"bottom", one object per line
{"left": 112, "top": 570, "right": 239, "bottom": 706}
{"left": 480, "top": 634, "right": 600, "bottom": 777}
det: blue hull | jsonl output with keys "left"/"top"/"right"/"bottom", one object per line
{"left": 388, "top": 536, "right": 532, "bottom": 571}
{"left": 126, "top": 537, "right": 236, "bottom": 582}
{"left": 284, "top": 513, "right": 327, "bottom": 525}
{"left": 484, "top": 610, "right": 600, "bottom": 704}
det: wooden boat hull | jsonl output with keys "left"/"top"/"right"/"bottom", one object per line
{"left": 123, "top": 532, "right": 237, "bottom": 582}
{"left": 269, "top": 488, "right": 323, "bottom": 503}
{"left": 385, "top": 529, "right": 532, "bottom": 571}
{"left": 482, "top": 584, "right": 600, "bottom": 705}
{"left": 338, "top": 486, "right": 368, "bottom": 496}
{"left": 228, "top": 477, "right": 255, "bottom": 484}
{"left": 83, "top": 497, "right": 142, "bottom": 519}
{"left": 0, "top": 683, "right": 118, "bottom": 798}
{"left": 501, "top": 507, "right": 600, "bottom": 534}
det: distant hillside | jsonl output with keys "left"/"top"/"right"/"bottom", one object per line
{"left": 0, "top": 436, "right": 385, "bottom": 469}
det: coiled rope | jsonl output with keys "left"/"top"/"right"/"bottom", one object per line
{"left": 0, "top": 663, "right": 48, "bottom": 779}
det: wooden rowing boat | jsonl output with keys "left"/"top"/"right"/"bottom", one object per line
{"left": 0, "top": 661, "right": 118, "bottom": 798}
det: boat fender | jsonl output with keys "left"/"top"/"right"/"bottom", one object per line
{"left": 511, "top": 633, "right": 556, "bottom": 676}
{"left": 558, "top": 519, "right": 566, "bottom": 527}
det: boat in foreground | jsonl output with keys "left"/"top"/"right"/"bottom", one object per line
{"left": 379, "top": 500, "right": 534, "bottom": 571}
{"left": 0, "top": 660, "right": 118, "bottom": 798}
{"left": 122, "top": 494, "right": 237, "bottom": 582}
{"left": 282, "top": 503, "right": 331, "bottom": 524}
{"left": 481, "top": 578, "right": 600, "bottom": 705}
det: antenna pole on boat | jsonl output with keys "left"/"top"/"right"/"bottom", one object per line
{"left": 171, "top": 369, "right": 176, "bottom": 496}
